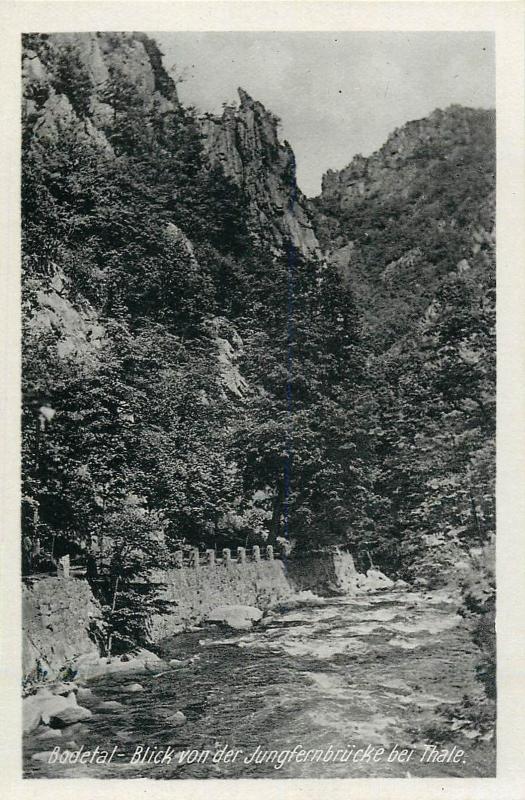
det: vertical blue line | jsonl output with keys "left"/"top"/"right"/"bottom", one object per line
{"left": 284, "top": 243, "right": 294, "bottom": 541}
{"left": 283, "top": 150, "right": 298, "bottom": 559}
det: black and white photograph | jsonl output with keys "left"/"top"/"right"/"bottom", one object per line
{"left": 12, "top": 9, "right": 505, "bottom": 785}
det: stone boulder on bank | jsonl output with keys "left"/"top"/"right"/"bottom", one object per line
{"left": 73, "top": 648, "right": 166, "bottom": 679}
{"left": 49, "top": 704, "right": 93, "bottom": 728}
{"left": 207, "top": 605, "right": 263, "bottom": 630}
{"left": 23, "top": 688, "right": 80, "bottom": 733}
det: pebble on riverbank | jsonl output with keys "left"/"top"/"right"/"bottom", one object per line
{"left": 36, "top": 727, "right": 62, "bottom": 740}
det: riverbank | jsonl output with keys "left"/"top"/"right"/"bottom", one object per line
{"left": 23, "top": 586, "right": 495, "bottom": 779}
{"left": 22, "top": 550, "right": 397, "bottom": 683}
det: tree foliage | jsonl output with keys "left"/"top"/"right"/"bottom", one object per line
{"left": 21, "top": 35, "right": 495, "bottom": 658}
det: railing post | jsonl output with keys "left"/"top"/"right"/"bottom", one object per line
{"left": 222, "top": 548, "right": 232, "bottom": 566}
{"left": 206, "top": 549, "right": 216, "bottom": 567}
{"left": 173, "top": 551, "right": 183, "bottom": 568}
{"left": 191, "top": 547, "right": 200, "bottom": 569}
{"left": 57, "top": 554, "right": 70, "bottom": 579}
{"left": 237, "top": 547, "right": 246, "bottom": 564}
{"left": 266, "top": 545, "right": 274, "bottom": 561}
{"left": 252, "top": 545, "right": 261, "bottom": 562}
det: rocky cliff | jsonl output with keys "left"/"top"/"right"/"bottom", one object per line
{"left": 320, "top": 105, "right": 494, "bottom": 211}
{"left": 21, "top": 31, "right": 495, "bottom": 622}
{"left": 23, "top": 32, "right": 179, "bottom": 152}
{"left": 200, "top": 88, "right": 320, "bottom": 257}
{"left": 23, "top": 35, "right": 319, "bottom": 260}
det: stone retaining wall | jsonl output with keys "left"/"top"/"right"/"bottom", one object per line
{"left": 149, "top": 559, "right": 292, "bottom": 640}
{"left": 22, "top": 577, "right": 101, "bottom": 682}
{"left": 285, "top": 549, "right": 362, "bottom": 596}
{"left": 22, "top": 550, "right": 372, "bottom": 680}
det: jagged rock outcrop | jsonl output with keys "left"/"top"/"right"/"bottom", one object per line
{"left": 200, "top": 88, "right": 321, "bottom": 258}
{"left": 25, "top": 271, "right": 105, "bottom": 363}
{"left": 24, "top": 36, "right": 320, "bottom": 260}
{"left": 22, "top": 32, "right": 180, "bottom": 152}
{"left": 203, "top": 317, "right": 249, "bottom": 399}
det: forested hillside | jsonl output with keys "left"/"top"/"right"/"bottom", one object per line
{"left": 312, "top": 105, "right": 496, "bottom": 582}
{"left": 21, "top": 32, "right": 495, "bottom": 623}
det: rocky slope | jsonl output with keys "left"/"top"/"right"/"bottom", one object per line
{"left": 312, "top": 105, "right": 495, "bottom": 349}
{"left": 23, "top": 32, "right": 179, "bottom": 152}
{"left": 23, "top": 34, "right": 319, "bottom": 259}
{"left": 201, "top": 88, "right": 320, "bottom": 257}
{"left": 21, "top": 31, "right": 495, "bottom": 628}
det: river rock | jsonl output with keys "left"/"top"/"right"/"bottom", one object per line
{"left": 76, "top": 686, "right": 94, "bottom": 701}
{"left": 49, "top": 681, "right": 79, "bottom": 696}
{"left": 225, "top": 615, "right": 253, "bottom": 630}
{"left": 118, "top": 682, "right": 144, "bottom": 693}
{"left": 61, "top": 723, "right": 85, "bottom": 738}
{"left": 23, "top": 689, "right": 78, "bottom": 732}
{"left": 98, "top": 700, "right": 124, "bottom": 709}
{"left": 73, "top": 648, "right": 162, "bottom": 679}
{"left": 207, "top": 605, "right": 263, "bottom": 630}
{"left": 32, "top": 751, "right": 55, "bottom": 762}
{"left": 23, "top": 702, "right": 43, "bottom": 734}
{"left": 72, "top": 652, "right": 103, "bottom": 679}
{"left": 364, "top": 569, "right": 395, "bottom": 591}
{"left": 49, "top": 704, "right": 92, "bottom": 727}
{"left": 277, "top": 592, "right": 326, "bottom": 611}
{"left": 36, "top": 727, "right": 63, "bottom": 740}
{"left": 165, "top": 711, "right": 186, "bottom": 726}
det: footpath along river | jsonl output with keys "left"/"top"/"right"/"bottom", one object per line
{"left": 24, "top": 587, "right": 495, "bottom": 778}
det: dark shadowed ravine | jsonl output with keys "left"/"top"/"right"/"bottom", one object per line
{"left": 24, "top": 589, "right": 494, "bottom": 779}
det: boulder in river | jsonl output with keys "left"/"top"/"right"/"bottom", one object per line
{"left": 32, "top": 751, "right": 55, "bottom": 762}
{"left": 76, "top": 686, "right": 94, "bottom": 701}
{"left": 49, "top": 704, "right": 93, "bottom": 728}
{"left": 48, "top": 681, "right": 79, "bottom": 696}
{"left": 73, "top": 648, "right": 164, "bottom": 679}
{"left": 118, "top": 682, "right": 144, "bottom": 693}
{"left": 361, "top": 569, "right": 395, "bottom": 591}
{"left": 207, "top": 605, "right": 263, "bottom": 630}
{"left": 164, "top": 711, "right": 187, "bottom": 726}
{"left": 36, "top": 727, "right": 62, "bottom": 740}
{"left": 97, "top": 700, "right": 124, "bottom": 709}
{"left": 60, "top": 723, "right": 85, "bottom": 738}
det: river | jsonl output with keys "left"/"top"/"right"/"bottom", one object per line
{"left": 24, "top": 587, "right": 495, "bottom": 779}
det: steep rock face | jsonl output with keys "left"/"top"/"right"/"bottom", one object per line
{"left": 200, "top": 88, "right": 320, "bottom": 258}
{"left": 25, "top": 271, "right": 105, "bottom": 364}
{"left": 23, "top": 36, "right": 319, "bottom": 259}
{"left": 23, "top": 32, "right": 179, "bottom": 151}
